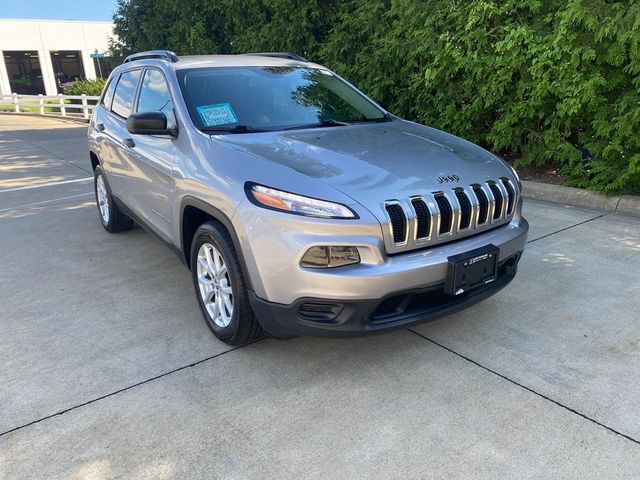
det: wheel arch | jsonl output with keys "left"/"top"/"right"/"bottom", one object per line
{"left": 179, "top": 197, "right": 254, "bottom": 291}
{"left": 89, "top": 151, "right": 100, "bottom": 171}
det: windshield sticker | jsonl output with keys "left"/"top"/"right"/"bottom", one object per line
{"left": 196, "top": 102, "right": 239, "bottom": 127}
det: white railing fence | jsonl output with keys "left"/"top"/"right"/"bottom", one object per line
{"left": 0, "top": 93, "right": 101, "bottom": 120}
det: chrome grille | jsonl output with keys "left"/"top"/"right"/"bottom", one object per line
{"left": 488, "top": 182, "right": 503, "bottom": 220}
{"left": 384, "top": 202, "right": 407, "bottom": 244}
{"left": 502, "top": 177, "right": 516, "bottom": 214}
{"left": 455, "top": 189, "right": 472, "bottom": 230}
{"left": 434, "top": 194, "right": 452, "bottom": 235}
{"left": 382, "top": 179, "right": 519, "bottom": 253}
{"left": 473, "top": 185, "right": 489, "bottom": 224}
{"left": 411, "top": 198, "right": 431, "bottom": 239}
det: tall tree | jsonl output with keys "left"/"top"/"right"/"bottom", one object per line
{"left": 111, "top": 0, "right": 640, "bottom": 193}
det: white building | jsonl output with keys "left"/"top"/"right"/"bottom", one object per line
{"left": 0, "top": 18, "right": 115, "bottom": 96}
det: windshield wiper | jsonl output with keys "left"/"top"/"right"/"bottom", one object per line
{"left": 356, "top": 116, "right": 391, "bottom": 123}
{"left": 282, "top": 119, "right": 351, "bottom": 131}
{"left": 200, "top": 125, "right": 269, "bottom": 134}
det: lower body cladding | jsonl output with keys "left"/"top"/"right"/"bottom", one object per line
{"left": 237, "top": 205, "right": 529, "bottom": 337}
{"left": 250, "top": 249, "right": 522, "bottom": 337}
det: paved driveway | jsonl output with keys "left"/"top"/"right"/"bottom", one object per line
{"left": 1, "top": 115, "right": 639, "bottom": 479}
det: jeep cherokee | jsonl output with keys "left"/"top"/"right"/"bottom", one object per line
{"left": 88, "top": 50, "right": 529, "bottom": 345}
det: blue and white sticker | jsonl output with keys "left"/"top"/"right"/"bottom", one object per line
{"left": 196, "top": 102, "right": 239, "bottom": 127}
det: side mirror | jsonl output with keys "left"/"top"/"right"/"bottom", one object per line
{"left": 127, "top": 111, "right": 176, "bottom": 136}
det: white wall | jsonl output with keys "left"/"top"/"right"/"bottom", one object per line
{"left": 0, "top": 18, "right": 114, "bottom": 95}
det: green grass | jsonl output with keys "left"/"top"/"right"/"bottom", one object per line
{"left": 0, "top": 99, "right": 71, "bottom": 114}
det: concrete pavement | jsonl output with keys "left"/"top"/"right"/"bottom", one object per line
{"left": 1, "top": 115, "right": 639, "bottom": 479}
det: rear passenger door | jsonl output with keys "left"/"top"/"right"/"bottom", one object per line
{"left": 98, "top": 68, "right": 143, "bottom": 199}
{"left": 122, "top": 67, "right": 178, "bottom": 241}
{"left": 91, "top": 75, "right": 118, "bottom": 176}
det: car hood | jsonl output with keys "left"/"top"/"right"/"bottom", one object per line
{"left": 217, "top": 120, "right": 514, "bottom": 216}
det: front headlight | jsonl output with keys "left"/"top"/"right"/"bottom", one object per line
{"left": 247, "top": 183, "right": 357, "bottom": 219}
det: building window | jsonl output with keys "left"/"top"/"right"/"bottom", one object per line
{"left": 3, "top": 51, "right": 45, "bottom": 95}
{"left": 50, "top": 51, "right": 85, "bottom": 93}
{"left": 93, "top": 57, "right": 115, "bottom": 79}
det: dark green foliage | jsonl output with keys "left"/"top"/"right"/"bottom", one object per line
{"left": 110, "top": 0, "right": 235, "bottom": 60}
{"left": 112, "top": 0, "right": 640, "bottom": 193}
{"left": 64, "top": 78, "right": 107, "bottom": 96}
{"left": 225, "top": 0, "right": 342, "bottom": 59}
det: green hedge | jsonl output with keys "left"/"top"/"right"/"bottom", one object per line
{"left": 64, "top": 78, "right": 107, "bottom": 97}
{"left": 111, "top": 0, "right": 640, "bottom": 193}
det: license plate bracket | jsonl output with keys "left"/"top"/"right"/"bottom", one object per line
{"left": 444, "top": 244, "right": 499, "bottom": 296}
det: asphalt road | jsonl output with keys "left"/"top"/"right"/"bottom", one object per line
{"left": 1, "top": 115, "right": 639, "bottom": 479}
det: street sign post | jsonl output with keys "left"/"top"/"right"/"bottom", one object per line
{"left": 90, "top": 50, "right": 105, "bottom": 78}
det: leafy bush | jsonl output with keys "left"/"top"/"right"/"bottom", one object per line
{"left": 112, "top": 0, "right": 640, "bottom": 193}
{"left": 64, "top": 78, "right": 107, "bottom": 96}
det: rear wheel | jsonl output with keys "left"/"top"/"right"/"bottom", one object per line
{"left": 94, "top": 166, "right": 133, "bottom": 233}
{"left": 191, "top": 222, "right": 264, "bottom": 345}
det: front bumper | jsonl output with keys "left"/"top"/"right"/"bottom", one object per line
{"left": 249, "top": 249, "right": 522, "bottom": 337}
{"left": 234, "top": 199, "right": 529, "bottom": 306}
{"left": 235, "top": 197, "right": 528, "bottom": 337}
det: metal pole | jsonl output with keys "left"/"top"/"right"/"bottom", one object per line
{"left": 97, "top": 57, "right": 103, "bottom": 78}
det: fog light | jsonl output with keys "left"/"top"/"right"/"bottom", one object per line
{"left": 300, "top": 246, "right": 360, "bottom": 268}
{"left": 298, "top": 302, "right": 343, "bottom": 322}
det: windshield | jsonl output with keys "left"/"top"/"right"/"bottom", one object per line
{"left": 176, "top": 66, "right": 388, "bottom": 132}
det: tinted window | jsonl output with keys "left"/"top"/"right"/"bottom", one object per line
{"left": 101, "top": 76, "right": 117, "bottom": 108}
{"left": 111, "top": 69, "right": 142, "bottom": 118}
{"left": 137, "top": 69, "right": 176, "bottom": 129}
{"left": 177, "top": 66, "right": 387, "bottom": 132}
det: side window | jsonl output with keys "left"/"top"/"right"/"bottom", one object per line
{"left": 101, "top": 76, "right": 118, "bottom": 108}
{"left": 111, "top": 69, "right": 142, "bottom": 118}
{"left": 137, "top": 69, "right": 176, "bottom": 129}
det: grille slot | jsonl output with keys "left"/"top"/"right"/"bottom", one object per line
{"left": 455, "top": 190, "right": 472, "bottom": 230}
{"left": 385, "top": 203, "right": 407, "bottom": 244}
{"left": 489, "top": 183, "right": 503, "bottom": 220}
{"left": 502, "top": 178, "right": 516, "bottom": 214}
{"left": 473, "top": 186, "right": 489, "bottom": 224}
{"left": 411, "top": 198, "right": 431, "bottom": 239}
{"left": 434, "top": 194, "right": 453, "bottom": 234}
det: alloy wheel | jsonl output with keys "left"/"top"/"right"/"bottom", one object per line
{"left": 196, "top": 242, "right": 234, "bottom": 328}
{"left": 96, "top": 174, "right": 110, "bottom": 224}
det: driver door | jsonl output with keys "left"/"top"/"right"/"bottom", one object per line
{"left": 122, "top": 68, "right": 178, "bottom": 242}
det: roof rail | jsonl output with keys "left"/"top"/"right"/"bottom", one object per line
{"left": 123, "top": 50, "right": 179, "bottom": 64}
{"left": 242, "top": 52, "right": 308, "bottom": 63}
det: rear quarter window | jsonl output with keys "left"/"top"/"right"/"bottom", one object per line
{"left": 101, "top": 76, "right": 118, "bottom": 109}
{"left": 111, "top": 69, "right": 142, "bottom": 118}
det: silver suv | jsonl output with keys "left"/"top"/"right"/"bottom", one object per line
{"left": 88, "top": 50, "right": 528, "bottom": 345}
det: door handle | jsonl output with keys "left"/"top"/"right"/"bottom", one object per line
{"left": 123, "top": 138, "right": 136, "bottom": 149}
{"left": 95, "top": 123, "right": 105, "bottom": 132}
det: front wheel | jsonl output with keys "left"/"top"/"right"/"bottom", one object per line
{"left": 191, "top": 222, "right": 264, "bottom": 345}
{"left": 94, "top": 166, "right": 133, "bottom": 233}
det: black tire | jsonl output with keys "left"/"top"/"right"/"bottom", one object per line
{"left": 191, "top": 221, "right": 264, "bottom": 345}
{"left": 94, "top": 165, "right": 133, "bottom": 233}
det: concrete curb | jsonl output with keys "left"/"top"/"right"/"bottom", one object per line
{"left": 522, "top": 180, "right": 640, "bottom": 217}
